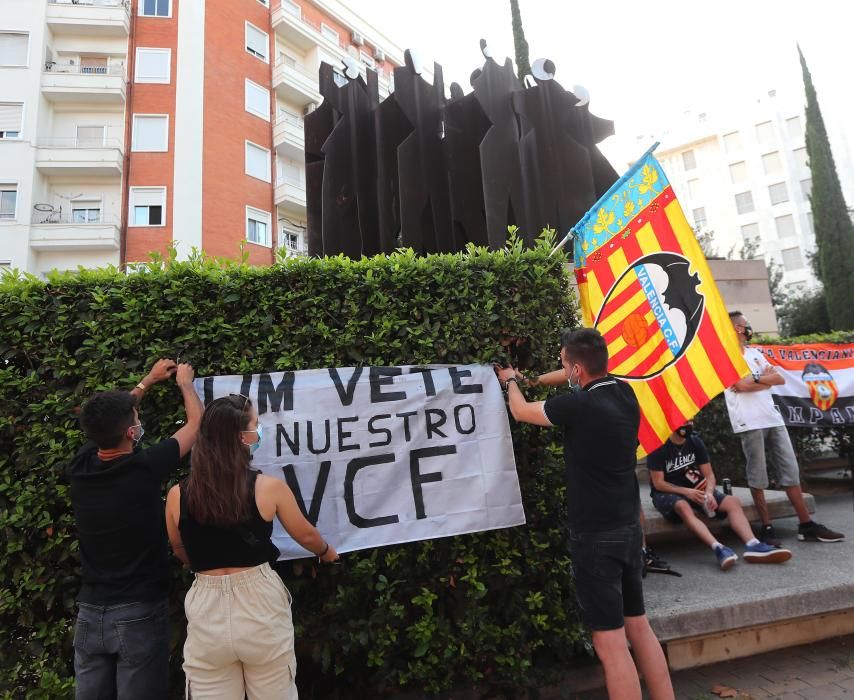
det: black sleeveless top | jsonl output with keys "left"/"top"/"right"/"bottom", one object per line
{"left": 179, "top": 470, "right": 278, "bottom": 571}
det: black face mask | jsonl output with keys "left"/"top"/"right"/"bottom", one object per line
{"left": 677, "top": 424, "right": 693, "bottom": 438}
{"left": 743, "top": 325, "right": 754, "bottom": 341}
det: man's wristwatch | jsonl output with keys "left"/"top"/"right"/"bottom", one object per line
{"left": 752, "top": 371, "right": 761, "bottom": 384}
{"left": 136, "top": 381, "right": 147, "bottom": 391}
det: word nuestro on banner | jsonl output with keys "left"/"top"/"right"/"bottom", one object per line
{"left": 756, "top": 343, "right": 854, "bottom": 427}
{"left": 194, "top": 365, "right": 525, "bottom": 559}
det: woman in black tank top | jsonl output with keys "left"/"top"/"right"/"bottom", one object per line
{"left": 165, "top": 395, "right": 338, "bottom": 698}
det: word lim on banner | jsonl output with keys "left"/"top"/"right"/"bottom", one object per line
{"left": 194, "top": 365, "right": 525, "bottom": 560}
{"left": 572, "top": 146, "right": 749, "bottom": 456}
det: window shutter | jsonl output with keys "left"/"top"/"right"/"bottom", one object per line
{"left": 0, "top": 103, "right": 23, "bottom": 132}
{"left": 0, "top": 33, "right": 28, "bottom": 66}
{"left": 136, "top": 49, "right": 170, "bottom": 83}
{"left": 245, "top": 80, "right": 269, "bottom": 118}
{"left": 133, "top": 188, "right": 165, "bottom": 208}
{"left": 246, "top": 143, "right": 270, "bottom": 181}
{"left": 133, "top": 116, "right": 167, "bottom": 151}
{"left": 246, "top": 24, "right": 268, "bottom": 59}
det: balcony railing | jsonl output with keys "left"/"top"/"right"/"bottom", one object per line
{"left": 44, "top": 61, "right": 125, "bottom": 76}
{"left": 275, "top": 57, "right": 315, "bottom": 81}
{"left": 37, "top": 136, "right": 123, "bottom": 149}
{"left": 31, "top": 212, "right": 120, "bottom": 226}
{"left": 277, "top": 112, "right": 303, "bottom": 128}
{"left": 49, "top": 0, "right": 129, "bottom": 7}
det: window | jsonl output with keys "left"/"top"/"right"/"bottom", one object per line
{"left": 755, "top": 121, "right": 774, "bottom": 146}
{"left": 282, "top": 0, "right": 301, "bottom": 17}
{"left": 245, "top": 141, "right": 271, "bottom": 182}
{"left": 735, "top": 191, "right": 755, "bottom": 215}
{"left": 245, "top": 23, "right": 269, "bottom": 62}
{"left": 77, "top": 126, "right": 105, "bottom": 147}
{"left": 741, "top": 222, "right": 760, "bottom": 245}
{"left": 687, "top": 179, "right": 701, "bottom": 199}
{"left": 793, "top": 147, "right": 808, "bottom": 170}
{"left": 359, "top": 49, "right": 375, "bottom": 68}
{"left": 132, "top": 114, "right": 168, "bottom": 151}
{"left": 0, "top": 103, "right": 23, "bottom": 139}
{"left": 130, "top": 187, "right": 166, "bottom": 226}
{"left": 729, "top": 161, "right": 747, "bottom": 183}
{"left": 801, "top": 178, "right": 812, "bottom": 199}
{"left": 283, "top": 230, "right": 302, "bottom": 252}
{"left": 278, "top": 106, "right": 301, "bottom": 126}
{"left": 135, "top": 48, "right": 171, "bottom": 84}
{"left": 761, "top": 151, "right": 782, "bottom": 176}
{"left": 278, "top": 156, "right": 301, "bottom": 185}
{"left": 257, "top": 0, "right": 269, "bottom": 5}
{"left": 0, "top": 185, "right": 17, "bottom": 220}
{"left": 768, "top": 182, "right": 789, "bottom": 205}
{"left": 782, "top": 247, "right": 804, "bottom": 271}
{"left": 320, "top": 23, "right": 340, "bottom": 44}
{"left": 692, "top": 207, "right": 706, "bottom": 228}
{"left": 245, "top": 80, "right": 270, "bottom": 121}
{"left": 80, "top": 56, "right": 107, "bottom": 74}
{"left": 72, "top": 200, "right": 102, "bottom": 223}
{"left": 246, "top": 207, "right": 271, "bottom": 246}
{"left": 723, "top": 131, "right": 741, "bottom": 152}
{"left": 806, "top": 212, "right": 814, "bottom": 235}
{"left": 775, "top": 214, "right": 796, "bottom": 239}
{"left": 140, "top": 0, "right": 170, "bottom": 17}
{"left": 682, "top": 149, "right": 696, "bottom": 170}
{"left": 0, "top": 32, "right": 29, "bottom": 67}
{"left": 786, "top": 116, "right": 802, "bottom": 140}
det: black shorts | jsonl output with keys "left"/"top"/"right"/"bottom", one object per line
{"left": 652, "top": 489, "right": 727, "bottom": 525}
{"left": 569, "top": 522, "right": 645, "bottom": 632}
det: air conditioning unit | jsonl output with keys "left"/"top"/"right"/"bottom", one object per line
{"left": 303, "top": 102, "right": 317, "bottom": 116}
{"left": 351, "top": 31, "right": 364, "bottom": 46}
{"left": 374, "top": 49, "right": 385, "bottom": 62}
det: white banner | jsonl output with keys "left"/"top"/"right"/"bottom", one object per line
{"left": 193, "top": 364, "right": 525, "bottom": 559}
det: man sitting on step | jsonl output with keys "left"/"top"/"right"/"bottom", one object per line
{"left": 647, "top": 422, "right": 792, "bottom": 571}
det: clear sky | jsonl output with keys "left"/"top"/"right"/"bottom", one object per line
{"left": 347, "top": 0, "right": 854, "bottom": 193}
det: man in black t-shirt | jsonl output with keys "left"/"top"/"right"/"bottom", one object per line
{"left": 497, "top": 328, "right": 673, "bottom": 700}
{"left": 647, "top": 422, "right": 792, "bottom": 570}
{"left": 66, "top": 360, "right": 202, "bottom": 699}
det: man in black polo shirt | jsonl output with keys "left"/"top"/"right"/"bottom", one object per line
{"left": 67, "top": 359, "right": 202, "bottom": 699}
{"left": 497, "top": 328, "right": 673, "bottom": 700}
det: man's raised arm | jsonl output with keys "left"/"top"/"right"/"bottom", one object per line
{"left": 171, "top": 364, "right": 203, "bottom": 458}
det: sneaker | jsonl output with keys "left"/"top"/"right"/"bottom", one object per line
{"left": 798, "top": 521, "right": 845, "bottom": 543}
{"left": 715, "top": 545, "right": 738, "bottom": 571}
{"left": 759, "top": 524, "right": 782, "bottom": 547}
{"left": 744, "top": 541, "right": 792, "bottom": 563}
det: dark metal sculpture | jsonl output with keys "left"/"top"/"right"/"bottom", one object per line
{"left": 304, "top": 44, "right": 618, "bottom": 257}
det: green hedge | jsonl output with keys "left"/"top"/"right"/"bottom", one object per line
{"left": 694, "top": 332, "right": 854, "bottom": 484}
{"left": 0, "top": 240, "right": 583, "bottom": 698}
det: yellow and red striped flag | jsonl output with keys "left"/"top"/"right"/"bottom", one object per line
{"left": 571, "top": 146, "right": 749, "bottom": 456}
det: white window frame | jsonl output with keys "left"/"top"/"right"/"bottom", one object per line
{"left": 682, "top": 149, "right": 696, "bottom": 171}
{"left": 134, "top": 47, "right": 172, "bottom": 84}
{"left": 0, "top": 184, "right": 18, "bottom": 222}
{"left": 71, "top": 198, "right": 103, "bottom": 224}
{"left": 0, "top": 102, "right": 24, "bottom": 140}
{"left": 282, "top": 0, "right": 301, "bottom": 17}
{"left": 761, "top": 151, "right": 782, "bottom": 176}
{"left": 256, "top": 0, "right": 269, "bottom": 5}
{"left": 768, "top": 182, "right": 789, "bottom": 206}
{"left": 245, "top": 140, "right": 271, "bottom": 183}
{"left": 735, "top": 191, "right": 755, "bottom": 215}
{"left": 246, "top": 206, "right": 272, "bottom": 247}
{"left": 245, "top": 22, "right": 269, "bottom": 63}
{"left": 775, "top": 214, "right": 796, "bottom": 239}
{"left": 138, "top": 0, "right": 172, "bottom": 19}
{"left": 0, "top": 31, "right": 30, "bottom": 68}
{"left": 128, "top": 186, "right": 167, "bottom": 227}
{"left": 320, "top": 23, "right": 340, "bottom": 44}
{"left": 245, "top": 79, "right": 271, "bottom": 121}
{"left": 781, "top": 246, "right": 804, "bottom": 271}
{"left": 131, "top": 114, "right": 169, "bottom": 152}
{"left": 76, "top": 124, "right": 106, "bottom": 147}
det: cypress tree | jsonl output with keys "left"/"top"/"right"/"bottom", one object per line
{"left": 799, "top": 46, "right": 854, "bottom": 330}
{"left": 509, "top": 0, "right": 531, "bottom": 80}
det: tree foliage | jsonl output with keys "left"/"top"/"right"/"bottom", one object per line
{"left": 800, "top": 46, "right": 854, "bottom": 330}
{"left": 0, "top": 241, "right": 588, "bottom": 697}
{"left": 509, "top": 0, "right": 532, "bottom": 80}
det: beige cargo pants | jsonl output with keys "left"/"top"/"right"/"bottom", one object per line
{"left": 183, "top": 563, "right": 298, "bottom": 699}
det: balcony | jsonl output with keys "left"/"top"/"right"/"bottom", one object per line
{"left": 29, "top": 215, "right": 121, "bottom": 251}
{"left": 35, "top": 138, "right": 124, "bottom": 177}
{"left": 275, "top": 180, "right": 307, "bottom": 214}
{"left": 272, "top": 4, "right": 348, "bottom": 53}
{"left": 46, "top": 0, "right": 131, "bottom": 37}
{"left": 41, "top": 62, "right": 126, "bottom": 103}
{"left": 274, "top": 115, "right": 304, "bottom": 158}
{"left": 272, "top": 59, "right": 321, "bottom": 106}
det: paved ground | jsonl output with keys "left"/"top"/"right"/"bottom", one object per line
{"left": 579, "top": 634, "right": 854, "bottom": 699}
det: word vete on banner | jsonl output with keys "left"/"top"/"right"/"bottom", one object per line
{"left": 756, "top": 343, "right": 854, "bottom": 426}
{"left": 193, "top": 365, "right": 525, "bottom": 560}
{"left": 571, "top": 145, "right": 749, "bottom": 456}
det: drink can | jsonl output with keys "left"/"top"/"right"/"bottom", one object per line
{"left": 702, "top": 495, "right": 716, "bottom": 518}
{"left": 722, "top": 478, "right": 732, "bottom": 496}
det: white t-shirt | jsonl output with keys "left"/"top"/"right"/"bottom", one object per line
{"left": 724, "top": 346, "right": 785, "bottom": 433}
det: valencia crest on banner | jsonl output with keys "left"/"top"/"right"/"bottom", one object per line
{"left": 571, "top": 146, "right": 749, "bottom": 456}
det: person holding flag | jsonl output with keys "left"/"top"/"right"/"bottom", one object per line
{"left": 497, "top": 328, "right": 674, "bottom": 700}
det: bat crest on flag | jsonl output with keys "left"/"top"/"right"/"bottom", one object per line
{"left": 801, "top": 362, "right": 839, "bottom": 411}
{"left": 570, "top": 145, "right": 749, "bottom": 456}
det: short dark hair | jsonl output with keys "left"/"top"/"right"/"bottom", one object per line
{"left": 560, "top": 327, "right": 609, "bottom": 375}
{"left": 79, "top": 391, "right": 138, "bottom": 449}
{"left": 728, "top": 310, "right": 744, "bottom": 320}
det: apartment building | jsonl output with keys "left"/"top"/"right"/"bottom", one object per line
{"left": 0, "top": 0, "right": 403, "bottom": 277}
{"left": 646, "top": 89, "right": 821, "bottom": 292}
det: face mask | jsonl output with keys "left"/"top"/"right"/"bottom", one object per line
{"left": 243, "top": 425, "right": 263, "bottom": 454}
{"left": 677, "top": 424, "right": 693, "bottom": 438}
{"left": 567, "top": 366, "right": 581, "bottom": 393}
{"left": 743, "top": 325, "right": 754, "bottom": 341}
{"left": 130, "top": 423, "right": 144, "bottom": 445}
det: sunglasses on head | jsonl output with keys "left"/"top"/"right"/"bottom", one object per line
{"left": 229, "top": 392, "right": 251, "bottom": 412}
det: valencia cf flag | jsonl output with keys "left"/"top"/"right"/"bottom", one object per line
{"left": 571, "top": 146, "right": 749, "bottom": 456}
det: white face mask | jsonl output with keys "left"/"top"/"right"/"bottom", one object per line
{"left": 130, "top": 423, "right": 144, "bottom": 445}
